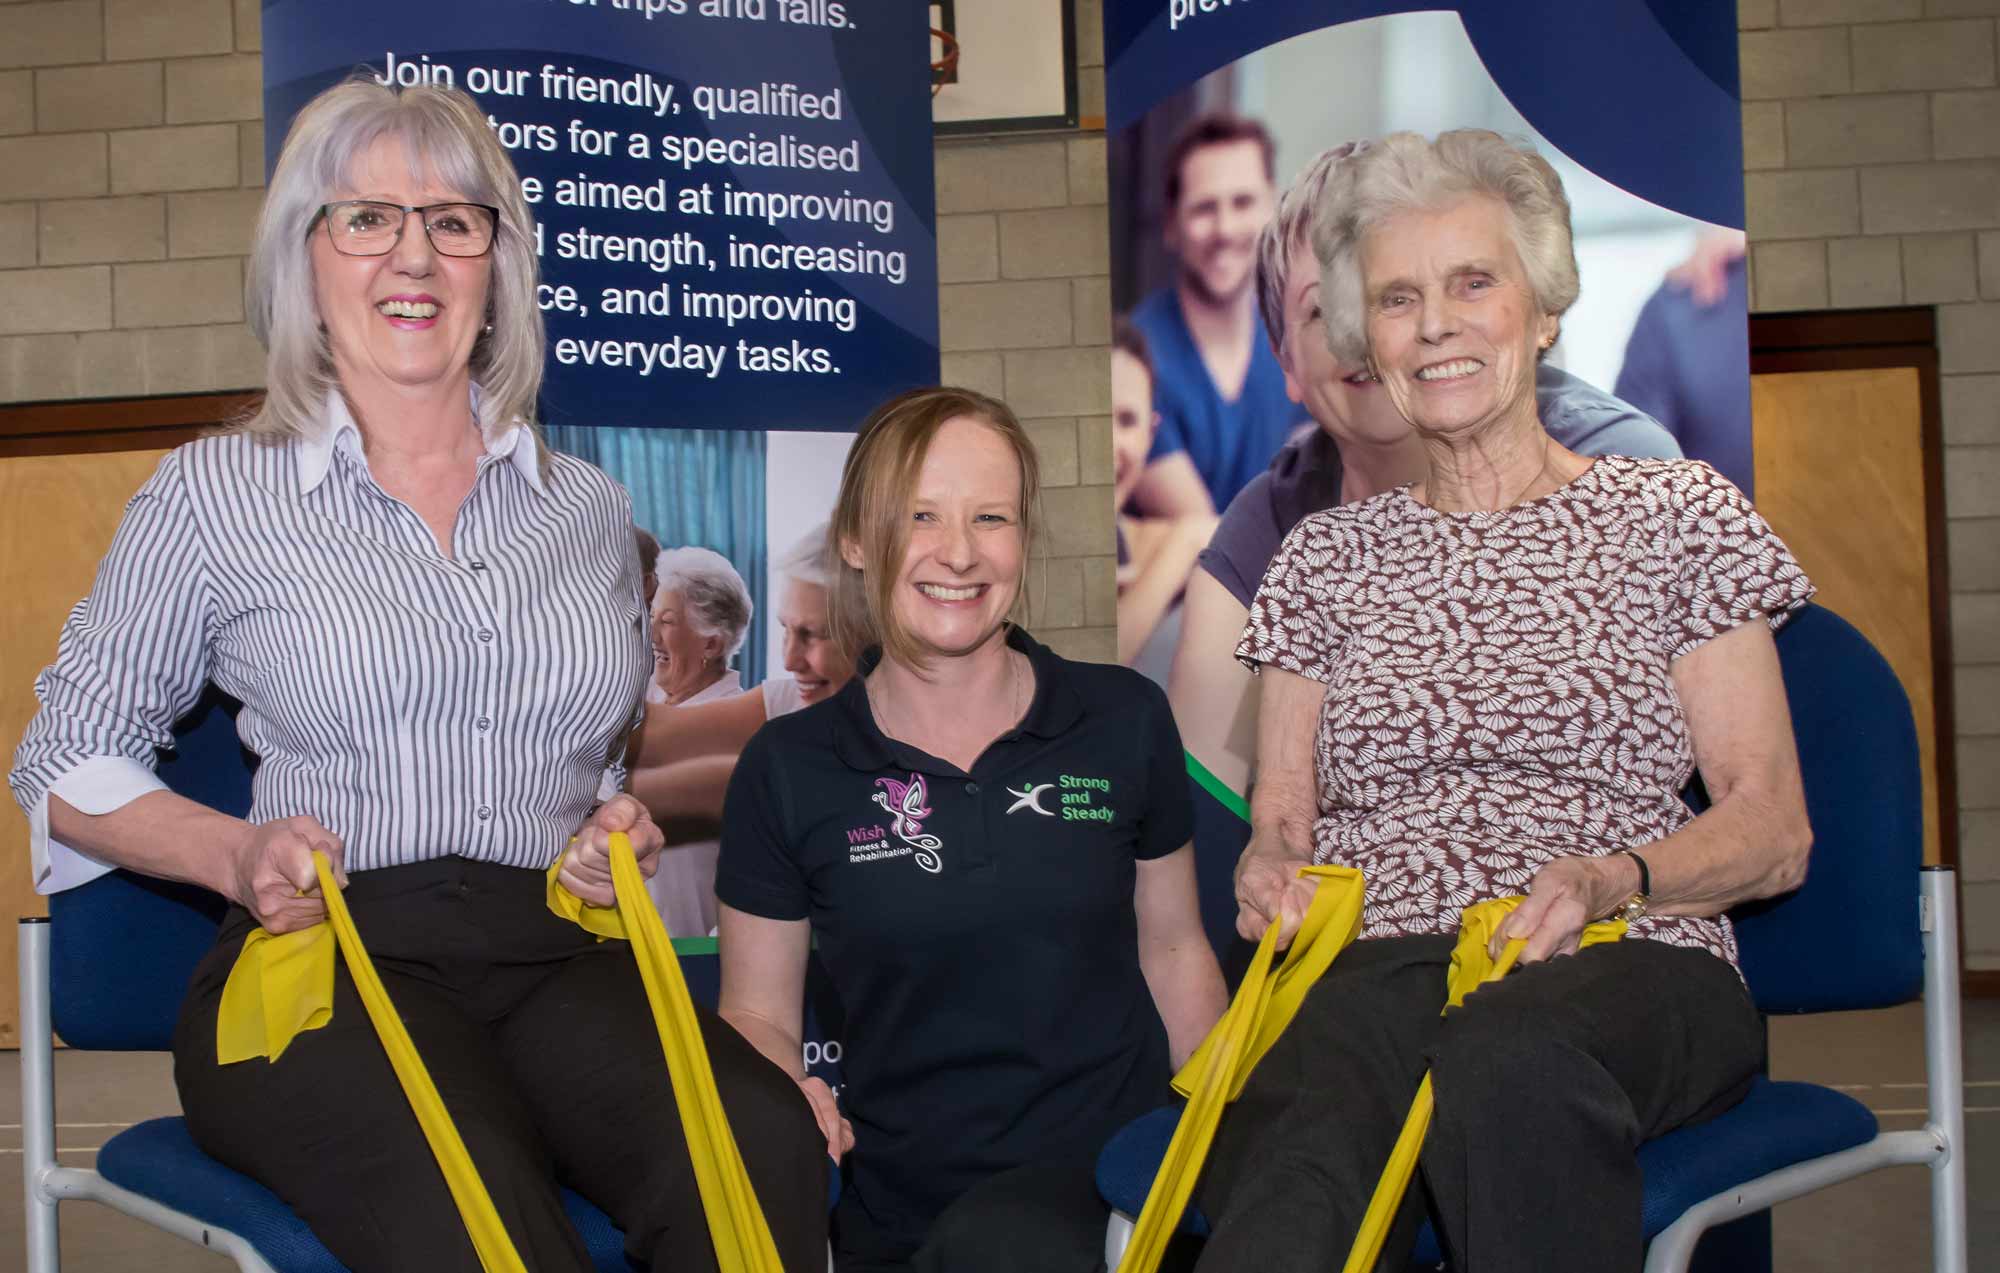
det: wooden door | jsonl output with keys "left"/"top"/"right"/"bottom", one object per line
{"left": 0, "top": 394, "right": 253, "bottom": 1046}
{"left": 1751, "top": 310, "right": 1955, "bottom": 871}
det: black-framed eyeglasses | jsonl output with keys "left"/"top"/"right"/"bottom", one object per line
{"left": 316, "top": 200, "right": 501, "bottom": 258}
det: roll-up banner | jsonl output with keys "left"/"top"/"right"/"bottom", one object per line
{"left": 264, "top": 0, "right": 939, "bottom": 1091}
{"left": 1104, "top": 2, "right": 1752, "bottom": 951}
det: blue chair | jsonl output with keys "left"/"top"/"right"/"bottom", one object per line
{"left": 19, "top": 687, "right": 842, "bottom": 1272}
{"left": 1097, "top": 604, "right": 1969, "bottom": 1272}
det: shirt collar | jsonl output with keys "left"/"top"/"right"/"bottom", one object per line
{"left": 295, "top": 386, "right": 546, "bottom": 497}
{"left": 831, "top": 625, "right": 1084, "bottom": 774}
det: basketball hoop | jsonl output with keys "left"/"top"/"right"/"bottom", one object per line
{"left": 930, "top": 27, "right": 960, "bottom": 98}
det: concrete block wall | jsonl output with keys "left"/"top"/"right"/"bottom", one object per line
{"left": 0, "top": 0, "right": 266, "bottom": 400}
{"left": 936, "top": 128, "right": 1118, "bottom": 664}
{"left": 1738, "top": 0, "right": 2000, "bottom": 966}
{"left": 0, "top": 1, "right": 1981, "bottom": 948}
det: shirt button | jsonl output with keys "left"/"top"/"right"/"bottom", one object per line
{"left": 964, "top": 782, "right": 979, "bottom": 795}
{"left": 477, "top": 629, "right": 495, "bottom": 643}
{"left": 476, "top": 804, "right": 492, "bottom": 821}
{"left": 476, "top": 716, "right": 491, "bottom": 732}
{"left": 469, "top": 560, "right": 488, "bottom": 571}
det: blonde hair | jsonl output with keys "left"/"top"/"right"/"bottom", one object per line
{"left": 240, "top": 76, "right": 544, "bottom": 448}
{"left": 829, "top": 387, "right": 1042, "bottom": 669}
{"left": 1313, "top": 129, "right": 1580, "bottom": 365}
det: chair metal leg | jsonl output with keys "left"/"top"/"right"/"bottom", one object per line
{"left": 1104, "top": 1209, "right": 1134, "bottom": 1270}
{"left": 19, "top": 918, "right": 279, "bottom": 1273}
{"left": 1648, "top": 869, "right": 1970, "bottom": 1273}
{"left": 36, "top": 1168, "right": 280, "bottom": 1273}
{"left": 1641, "top": 1129, "right": 1943, "bottom": 1273}
{"left": 20, "top": 919, "right": 60, "bottom": 1273}
{"left": 1920, "top": 868, "right": 1968, "bottom": 1273}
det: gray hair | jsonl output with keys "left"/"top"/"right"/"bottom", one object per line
{"left": 776, "top": 522, "right": 832, "bottom": 589}
{"left": 654, "top": 546, "right": 753, "bottom": 663}
{"left": 240, "top": 76, "right": 544, "bottom": 447}
{"left": 1311, "top": 129, "right": 1579, "bottom": 365}
{"left": 1255, "top": 139, "right": 1367, "bottom": 358}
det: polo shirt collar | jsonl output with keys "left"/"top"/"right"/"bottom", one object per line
{"left": 296, "top": 385, "right": 545, "bottom": 496}
{"left": 831, "top": 626, "right": 1085, "bottom": 774}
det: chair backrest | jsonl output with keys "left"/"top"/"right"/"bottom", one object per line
{"left": 48, "top": 687, "right": 245, "bottom": 1049}
{"left": 1731, "top": 603, "right": 1924, "bottom": 1014}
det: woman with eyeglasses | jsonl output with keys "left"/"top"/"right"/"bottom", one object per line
{"left": 9, "top": 78, "right": 827, "bottom": 1272}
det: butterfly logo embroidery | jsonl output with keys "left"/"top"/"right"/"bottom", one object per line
{"left": 873, "top": 773, "right": 944, "bottom": 874}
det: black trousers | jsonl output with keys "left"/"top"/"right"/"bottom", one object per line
{"left": 172, "top": 856, "right": 827, "bottom": 1273}
{"left": 832, "top": 1152, "right": 1203, "bottom": 1273}
{"left": 1190, "top": 935, "right": 1764, "bottom": 1273}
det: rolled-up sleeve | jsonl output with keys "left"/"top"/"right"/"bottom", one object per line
{"left": 10, "top": 451, "right": 216, "bottom": 893}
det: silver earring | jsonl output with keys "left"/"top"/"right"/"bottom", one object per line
{"left": 482, "top": 322, "right": 494, "bottom": 334}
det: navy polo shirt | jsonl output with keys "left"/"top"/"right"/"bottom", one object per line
{"left": 715, "top": 627, "right": 1191, "bottom": 1252}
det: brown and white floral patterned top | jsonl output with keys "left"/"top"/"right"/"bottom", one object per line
{"left": 1237, "top": 456, "right": 1814, "bottom": 968}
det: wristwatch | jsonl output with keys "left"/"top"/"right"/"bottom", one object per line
{"left": 1612, "top": 849, "right": 1651, "bottom": 924}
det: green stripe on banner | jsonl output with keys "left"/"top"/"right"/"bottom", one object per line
{"left": 1184, "top": 750, "right": 1251, "bottom": 824}
{"left": 672, "top": 936, "right": 720, "bottom": 955}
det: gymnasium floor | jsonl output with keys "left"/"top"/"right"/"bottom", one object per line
{"left": 3, "top": 998, "right": 1994, "bottom": 1270}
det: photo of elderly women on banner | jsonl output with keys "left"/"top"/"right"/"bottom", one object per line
{"left": 624, "top": 523, "right": 861, "bottom": 936}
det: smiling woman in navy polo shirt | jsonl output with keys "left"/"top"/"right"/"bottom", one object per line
{"left": 716, "top": 387, "right": 1228, "bottom": 1273}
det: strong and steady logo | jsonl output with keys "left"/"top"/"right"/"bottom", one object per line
{"left": 1005, "top": 782, "right": 1055, "bottom": 815}
{"left": 1007, "top": 774, "right": 1114, "bottom": 822}
{"left": 872, "top": 773, "right": 944, "bottom": 874}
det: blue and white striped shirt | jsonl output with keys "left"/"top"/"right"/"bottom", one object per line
{"left": 10, "top": 394, "right": 651, "bottom": 892}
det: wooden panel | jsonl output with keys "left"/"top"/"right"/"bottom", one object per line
{"left": 0, "top": 448, "right": 172, "bottom": 1047}
{"left": 1752, "top": 367, "right": 1942, "bottom": 864}
{"left": 0, "top": 391, "right": 257, "bottom": 458}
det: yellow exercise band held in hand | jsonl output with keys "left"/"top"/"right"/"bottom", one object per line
{"left": 1115, "top": 864, "right": 1367, "bottom": 1273}
{"left": 1338, "top": 898, "right": 1628, "bottom": 1273}
{"left": 217, "top": 836, "right": 787, "bottom": 1272}
{"left": 1114, "top": 884, "right": 1628, "bottom": 1273}
{"left": 593, "top": 831, "right": 787, "bottom": 1272}
{"left": 216, "top": 851, "right": 529, "bottom": 1273}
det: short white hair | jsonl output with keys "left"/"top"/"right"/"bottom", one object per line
{"left": 654, "top": 546, "right": 753, "bottom": 663}
{"left": 241, "top": 76, "right": 544, "bottom": 447}
{"left": 777, "top": 522, "right": 832, "bottom": 589}
{"left": 1312, "top": 129, "right": 1580, "bottom": 365}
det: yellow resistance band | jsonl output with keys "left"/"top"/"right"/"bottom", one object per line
{"left": 590, "top": 832, "right": 786, "bottom": 1271}
{"left": 218, "top": 835, "right": 784, "bottom": 1273}
{"left": 218, "top": 852, "right": 527, "bottom": 1273}
{"left": 1115, "top": 887, "right": 1628, "bottom": 1273}
{"left": 1338, "top": 898, "right": 1627, "bottom": 1273}
{"left": 1115, "top": 865, "right": 1368, "bottom": 1273}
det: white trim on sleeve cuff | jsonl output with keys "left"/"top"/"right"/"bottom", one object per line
{"left": 31, "top": 756, "right": 170, "bottom": 895}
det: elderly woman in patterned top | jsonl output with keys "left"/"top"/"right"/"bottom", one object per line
{"left": 1199, "top": 130, "right": 1816, "bottom": 1273}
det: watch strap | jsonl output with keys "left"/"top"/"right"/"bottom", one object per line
{"left": 1619, "top": 849, "right": 1651, "bottom": 899}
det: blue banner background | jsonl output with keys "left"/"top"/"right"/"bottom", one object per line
{"left": 264, "top": 0, "right": 939, "bottom": 434}
{"left": 1104, "top": 0, "right": 1744, "bottom": 229}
